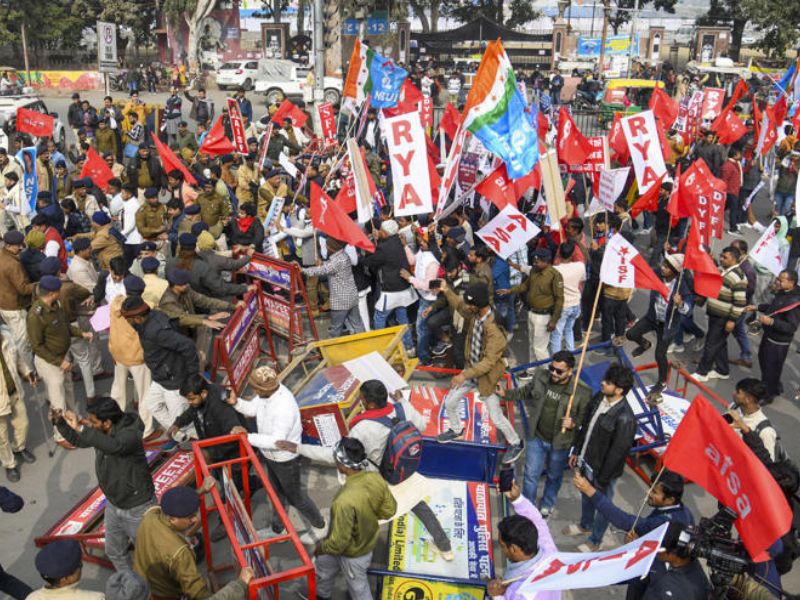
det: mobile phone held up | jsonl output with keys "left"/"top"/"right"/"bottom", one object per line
{"left": 499, "top": 467, "right": 514, "bottom": 492}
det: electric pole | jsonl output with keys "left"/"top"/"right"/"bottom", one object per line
{"left": 312, "top": 0, "right": 325, "bottom": 134}
{"left": 626, "top": 0, "right": 640, "bottom": 77}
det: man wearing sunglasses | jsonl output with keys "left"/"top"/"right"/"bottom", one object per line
{"left": 502, "top": 351, "right": 592, "bottom": 518}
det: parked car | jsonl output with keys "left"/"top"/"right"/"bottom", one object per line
{"left": 0, "top": 95, "right": 67, "bottom": 151}
{"left": 254, "top": 59, "right": 342, "bottom": 105}
{"left": 216, "top": 60, "right": 262, "bottom": 91}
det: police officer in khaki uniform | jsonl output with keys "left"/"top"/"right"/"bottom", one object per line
{"left": 195, "top": 178, "right": 230, "bottom": 239}
{"left": 28, "top": 539, "right": 104, "bottom": 600}
{"left": 0, "top": 231, "right": 36, "bottom": 373}
{"left": 135, "top": 187, "right": 168, "bottom": 261}
{"left": 235, "top": 152, "right": 259, "bottom": 206}
{"left": 25, "top": 276, "right": 92, "bottom": 446}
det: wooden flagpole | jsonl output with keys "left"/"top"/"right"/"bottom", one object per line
{"left": 562, "top": 281, "right": 604, "bottom": 431}
{"left": 628, "top": 466, "right": 666, "bottom": 537}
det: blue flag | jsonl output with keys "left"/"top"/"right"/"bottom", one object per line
{"left": 16, "top": 147, "right": 38, "bottom": 214}
{"left": 368, "top": 58, "right": 407, "bottom": 109}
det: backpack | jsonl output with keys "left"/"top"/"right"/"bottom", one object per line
{"left": 754, "top": 420, "right": 791, "bottom": 465}
{"left": 370, "top": 404, "right": 424, "bottom": 484}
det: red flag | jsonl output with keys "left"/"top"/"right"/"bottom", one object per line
{"left": 608, "top": 113, "right": 629, "bottom": 163}
{"left": 476, "top": 163, "right": 517, "bottom": 210}
{"left": 773, "top": 96, "right": 788, "bottom": 129}
{"left": 648, "top": 87, "right": 678, "bottom": 130}
{"left": 514, "top": 165, "right": 540, "bottom": 196}
{"left": 311, "top": 182, "right": 374, "bottom": 252}
{"left": 16, "top": 107, "right": 54, "bottom": 138}
{"left": 271, "top": 99, "right": 308, "bottom": 129}
{"left": 338, "top": 173, "right": 357, "bottom": 214}
{"left": 383, "top": 80, "right": 424, "bottom": 118}
{"left": 199, "top": 117, "right": 236, "bottom": 156}
{"left": 438, "top": 103, "right": 461, "bottom": 139}
{"left": 153, "top": 135, "right": 198, "bottom": 186}
{"left": 427, "top": 153, "right": 441, "bottom": 206}
{"left": 712, "top": 107, "right": 747, "bottom": 145}
{"left": 425, "top": 134, "right": 441, "bottom": 165}
{"left": 630, "top": 173, "right": 665, "bottom": 218}
{"left": 663, "top": 396, "right": 792, "bottom": 559}
{"left": 79, "top": 146, "right": 114, "bottom": 192}
{"left": 557, "top": 107, "right": 592, "bottom": 166}
{"left": 684, "top": 219, "right": 723, "bottom": 298}
{"left": 600, "top": 233, "right": 669, "bottom": 299}
{"left": 668, "top": 159, "right": 711, "bottom": 219}
{"left": 537, "top": 111, "right": 549, "bottom": 140}
{"left": 666, "top": 163, "right": 682, "bottom": 225}
{"left": 726, "top": 79, "right": 751, "bottom": 113}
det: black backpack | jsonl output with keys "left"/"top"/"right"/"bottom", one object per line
{"left": 369, "top": 404, "right": 424, "bottom": 485}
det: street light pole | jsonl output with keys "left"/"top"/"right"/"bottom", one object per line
{"left": 626, "top": 0, "right": 640, "bottom": 77}
{"left": 20, "top": 17, "right": 31, "bottom": 86}
{"left": 312, "top": 0, "right": 325, "bottom": 134}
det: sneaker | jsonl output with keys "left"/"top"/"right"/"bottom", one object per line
{"left": 431, "top": 341, "right": 452, "bottom": 356}
{"left": 667, "top": 343, "right": 684, "bottom": 354}
{"left": 577, "top": 542, "right": 601, "bottom": 552}
{"left": 683, "top": 334, "right": 696, "bottom": 345}
{"left": 406, "top": 348, "right": 417, "bottom": 359}
{"left": 437, "top": 429, "right": 464, "bottom": 443}
{"left": 693, "top": 338, "right": 706, "bottom": 352}
{"left": 632, "top": 341, "right": 652, "bottom": 357}
{"left": 540, "top": 507, "right": 552, "bottom": 519}
{"left": 502, "top": 442, "right": 525, "bottom": 464}
{"left": 562, "top": 524, "right": 591, "bottom": 536}
{"left": 441, "top": 550, "right": 455, "bottom": 561}
{"left": 730, "top": 358, "right": 753, "bottom": 368}
{"left": 706, "top": 370, "right": 730, "bottom": 380}
{"left": 5, "top": 467, "right": 20, "bottom": 482}
{"left": 692, "top": 372, "right": 710, "bottom": 383}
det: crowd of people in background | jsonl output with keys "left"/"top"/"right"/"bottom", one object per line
{"left": 0, "top": 47, "right": 798, "bottom": 599}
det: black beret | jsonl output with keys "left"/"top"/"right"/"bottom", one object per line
{"left": 144, "top": 187, "right": 159, "bottom": 199}
{"left": 161, "top": 486, "right": 200, "bottom": 517}
{"left": 178, "top": 233, "right": 196, "bottom": 249}
{"left": 39, "top": 257, "right": 62, "bottom": 276}
{"left": 184, "top": 204, "right": 201, "bottom": 215}
{"left": 73, "top": 237, "right": 91, "bottom": 252}
{"left": 39, "top": 275, "right": 62, "bottom": 292}
{"left": 124, "top": 275, "right": 146, "bottom": 295}
{"left": 167, "top": 268, "right": 192, "bottom": 286}
{"left": 3, "top": 231, "right": 24, "bottom": 246}
{"left": 141, "top": 256, "right": 159, "bottom": 273}
{"left": 190, "top": 222, "right": 209, "bottom": 236}
{"left": 35, "top": 540, "right": 82, "bottom": 580}
{"left": 139, "top": 241, "right": 157, "bottom": 252}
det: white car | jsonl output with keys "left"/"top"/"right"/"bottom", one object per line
{"left": 0, "top": 95, "right": 67, "bottom": 151}
{"left": 254, "top": 60, "right": 342, "bottom": 105}
{"left": 216, "top": 60, "right": 262, "bottom": 91}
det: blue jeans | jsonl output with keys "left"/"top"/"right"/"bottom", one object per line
{"left": 775, "top": 192, "right": 795, "bottom": 217}
{"left": 674, "top": 313, "right": 705, "bottom": 345}
{"left": 374, "top": 306, "right": 413, "bottom": 349}
{"left": 580, "top": 477, "right": 617, "bottom": 546}
{"left": 523, "top": 437, "right": 570, "bottom": 510}
{"left": 551, "top": 304, "right": 580, "bottom": 352}
{"left": 733, "top": 314, "right": 752, "bottom": 361}
{"left": 495, "top": 296, "right": 515, "bottom": 332}
{"left": 416, "top": 298, "right": 434, "bottom": 364}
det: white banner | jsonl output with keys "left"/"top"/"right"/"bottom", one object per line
{"left": 383, "top": 111, "right": 433, "bottom": 217}
{"left": 701, "top": 87, "right": 725, "bottom": 120}
{"left": 621, "top": 110, "right": 667, "bottom": 196}
{"left": 346, "top": 138, "right": 373, "bottom": 224}
{"left": 476, "top": 205, "right": 540, "bottom": 259}
{"left": 435, "top": 125, "right": 467, "bottom": 221}
{"left": 750, "top": 225, "right": 789, "bottom": 277}
{"left": 278, "top": 153, "right": 298, "bottom": 178}
{"left": 516, "top": 522, "right": 668, "bottom": 593}
{"left": 597, "top": 166, "right": 631, "bottom": 210}
{"left": 97, "top": 21, "right": 118, "bottom": 73}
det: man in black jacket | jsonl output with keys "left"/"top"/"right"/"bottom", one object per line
{"left": 563, "top": 364, "right": 637, "bottom": 551}
{"left": 52, "top": 397, "right": 155, "bottom": 571}
{"left": 121, "top": 297, "right": 198, "bottom": 446}
{"left": 750, "top": 270, "right": 800, "bottom": 403}
{"left": 126, "top": 145, "right": 164, "bottom": 194}
{"left": 638, "top": 522, "right": 711, "bottom": 599}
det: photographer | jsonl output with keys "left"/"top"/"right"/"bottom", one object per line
{"left": 639, "top": 522, "right": 711, "bottom": 599}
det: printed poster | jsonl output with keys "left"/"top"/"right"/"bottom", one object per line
{"left": 408, "top": 386, "right": 498, "bottom": 444}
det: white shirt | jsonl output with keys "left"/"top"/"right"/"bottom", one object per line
{"left": 105, "top": 277, "right": 126, "bottom": 306}
{"left": 741, "top": 409, "right": 777, "bottom": 462}
{"left": 109, "top": 192, "right": 125, "bottom": 218}
{"left": 121, "top": 197, "right": 143, "bottom": 244}
{"left": 233, "top": 384, "right": 302, "bottom": 462}
{"left": 554, "top": 262, "right": 585, "bottom": 308}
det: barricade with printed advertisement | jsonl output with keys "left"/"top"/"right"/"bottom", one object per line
{"left": 242, "top": 253, "right": 318, "bottom": 362}
{"left": 211, "top": 282, "right": 278, "bottom": 396}
{"left": 34, "top": 451, "right": 195, "bottom": 569}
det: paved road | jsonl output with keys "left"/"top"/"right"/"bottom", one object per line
{"left": 1, "top": 88, "right": 798, "bottom": 598}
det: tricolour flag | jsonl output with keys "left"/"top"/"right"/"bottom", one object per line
{"left": 461, "top": 39, "right": 538, "bottom": 179}
{"left": 343, "top": 39, "right": 407, "bottom": 109}
{"left": 600, "top": 233, "right": 668, "bottom": 299}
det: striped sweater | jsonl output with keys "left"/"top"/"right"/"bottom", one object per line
{"left": 706, "top": 265, "right": 747, "bottom": 321}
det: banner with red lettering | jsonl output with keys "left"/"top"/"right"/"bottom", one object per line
{"left": 568, "top": 136, "right": 608, "bottom": 174}
{"left": 693, "top": 171, "right": 727, "bottom": 246}
{"left": 435, "top": 125, "right": 467, "bottom": 220}
{"left": 597, "top": 167, "right": 631, "bottom": 211}
{"left": 16, "top": 107, "right": 54, "bottom": 138}
{"left": 226, "top": 98, "right": 248, "bottom": 154}
{"left": 621, "top": 110, "right": 667, "bottom": 196}
{"left": 701, "top": 87, "right": 725, "bottom": 120}
{"left": 476, "top": 205, "right": 540, "bottom": 259}
{"left": 384, "top": 111, "right": 433, "bottom": 217}
{"left": 318, "top": 102, "right": 337, "bottom": 147}
{"left": 749, "top": 223, "right": 789, "bottom": 276}
{"left": 663, "top": 396, "right": 792, "bottom": 558}
{"left": 257, "top": 123, "right": 273, "bottom": 170}
{"left": 517, "top": 523, "right": 667, "bottom": 593}
{"left": 600, "top": 233, "right": 669, "bottom": 298}
{"left": 419, "top": 96, "right": 434, "bottom": 129}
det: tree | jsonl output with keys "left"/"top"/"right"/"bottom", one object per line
{"left": 697, "top": 0, "right": 748, "bottom": 61}
{"left": 507, "top": 0, "right": 541, "bottom": 29}
{"left": 408, "top": 0, "right": 444, "bottom": 33}
{"left": 162, "top": 0, "right": 219, "bottom": 68}
{"left": 607, "top": 0, "right": 677, "bottom": 35}
{"left": 742, "top": 0, "right": 800, "bottom": 59}
{"left": 71, "top": 0, "right": 158, "bottom": 59}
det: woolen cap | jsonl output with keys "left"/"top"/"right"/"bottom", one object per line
{"left": 160, "top": 486, "right": 200, "bottom": 518}
{"left": 124, "top": 275, "right": 146, "bottom": 295}
{"left": 39, "top": 276, "right": 62, "bottom": 292}
{"left": 248, "top": 365, "right": 279, "bottom": 395}
{"left": 464, "top": 282, "right": 490, "bottom": 309}
{"left": 3, "top": 230, "right": 24, "bottom": 245}
{"left": 664, "top": 253, "right": 684, "bottom": 274}
{"left": 92, "top": 211, "right": 111, "bottom": 225}
{"left": 39, "top": 257, "right": 62, "bottom": 276}
{"left": 381, "top": 220, "right": 399, "bottom": 236}
{"left": 167, "top": 268, "right": 192, "bottom": 286}
{"left": 35, "top": 540, "right": 82, "bottom": 580}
